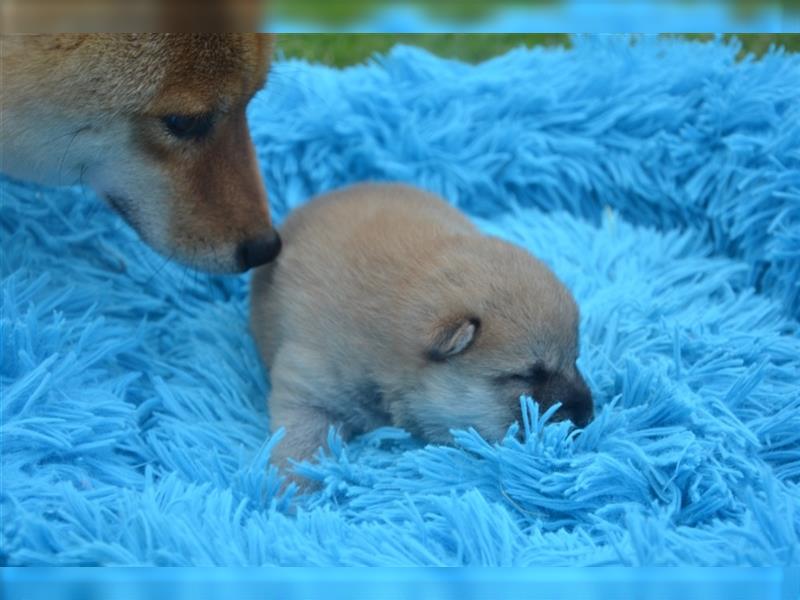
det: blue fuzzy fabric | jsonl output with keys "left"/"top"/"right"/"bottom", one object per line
{"left": 1, "top": 36, "right": 799, "bottom": 566}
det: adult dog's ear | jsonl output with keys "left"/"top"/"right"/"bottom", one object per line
{"left": 425, "top": 316, "right": 480, "bottom": 361}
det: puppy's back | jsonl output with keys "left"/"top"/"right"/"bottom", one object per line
{"left": 279, "top": 183, "right": 474, "bottom": 246}
{"left": 249, "top": 183, "right": 475, "bottom": 368}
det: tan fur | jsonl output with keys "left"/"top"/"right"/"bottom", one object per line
{"left": 1, "top": 33, "right": 278, "bottom": 272}
{"left": 1, "top": 0, "right": 265, "bottom": 33}
{"left": 250, "top": 183, "right": 593, "bottom": 481}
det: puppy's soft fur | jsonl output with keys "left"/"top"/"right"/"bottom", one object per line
{"left": 250, "top": 183, "right": 593, "bottom": 476}
{"left": 1, "top": 33, "right": 280, "bottom": 272}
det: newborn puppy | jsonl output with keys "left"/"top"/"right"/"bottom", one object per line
{"left": 250, "top": 183, "right": 593, "bottom": 473}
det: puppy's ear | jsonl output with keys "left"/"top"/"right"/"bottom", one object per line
{"left": 426, "top": 316, "right": 480, "bottom": 362}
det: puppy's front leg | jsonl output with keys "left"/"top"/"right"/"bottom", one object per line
{"left": 266, "top": 344, "right": 339, "bottom": 486}
{"left": 269, "top": 397, "right": 336, "bottom": 475}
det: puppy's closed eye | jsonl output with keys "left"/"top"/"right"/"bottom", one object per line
{"left": 497, "top": 363, "right": 549, "bottom": 385}
{"left": 161, "top": 113, "right": 214, "bottom": 140}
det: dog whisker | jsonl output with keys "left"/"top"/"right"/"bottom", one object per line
{"left": 57, "top": 125, "right": 91, "bottom": 186}
{"left": 143, "top": 248, "right": 176, "bottom": 288}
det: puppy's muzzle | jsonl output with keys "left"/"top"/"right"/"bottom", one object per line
{"left": 562, "top": 385, "right": 594, "bottom": 428}
{"left": 544, "top": 372, "right": 594, "bottom": 429}
{"left": 236, "top": 230, "right": 282, "bottom": 271}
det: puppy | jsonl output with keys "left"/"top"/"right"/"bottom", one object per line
{"left": 250, "top": 183, "right": 593, "bottom": 476}
{"left": 1, "top": 33, "right": 280, "bottom": 272}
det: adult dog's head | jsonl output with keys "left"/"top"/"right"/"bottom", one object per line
{"left": 1, "top": 33, "right": 281, "bottom": 272}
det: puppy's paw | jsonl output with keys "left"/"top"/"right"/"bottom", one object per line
{"left": 280, "top": 467, "right": 323, "bottom": 495}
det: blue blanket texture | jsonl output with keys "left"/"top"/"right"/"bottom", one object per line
{"left": 2, "top": 36, "right": 799, "bottom": 566}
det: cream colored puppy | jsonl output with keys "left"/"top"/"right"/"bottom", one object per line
{"left": 250, "top": 183, "right": 593, "bottom": 473}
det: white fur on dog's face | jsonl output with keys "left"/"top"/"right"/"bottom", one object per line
{"left": 1, "top": 34, "right": 278, "bottom": 273}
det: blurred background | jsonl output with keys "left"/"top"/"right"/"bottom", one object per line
{"left": 267, "top": 0, "right": 800, "bottom": 34}
{"left": 3, "top": 0, "right": 799, "bottom": 35}
{"left": 274, "top": 33, "right": 800, "bottom": 67}
{"left": 264, "top": 0, "right": 799, "bottom": 63}
{"left": 2, "top": 567, "right": 796, "bottom": 599}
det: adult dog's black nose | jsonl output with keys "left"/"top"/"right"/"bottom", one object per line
{"left": 236, "top": 230, "right": 282, "bottom": 271}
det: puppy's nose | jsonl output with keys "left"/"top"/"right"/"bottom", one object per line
{"left": 566, "top": 386, "right": 594, "bottom": 428}
{"left": 236, "top": 230, "right": 282, "bottom": 271}
{"left": 568, "top": 403, "right": 594, "bottom": 428}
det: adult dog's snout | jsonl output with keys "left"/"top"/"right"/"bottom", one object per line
{"left": 236, "top": 230, "right": 282, "bottom": 271}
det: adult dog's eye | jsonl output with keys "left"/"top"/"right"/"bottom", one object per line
{"left": 161, "top": 113, "right": 214, "bottom": 139}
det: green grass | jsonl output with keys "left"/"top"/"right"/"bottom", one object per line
{"left": 271, "top": 0, "right": 800, "bottom": 25}
{"left": 274, "top": 34, "right": 569, "bottom": 66}
{"left": 275, "top": 34, "right": 800, "bottom": 68}
{"left": 272, "top": 1, "right": 563, "bottom": 25}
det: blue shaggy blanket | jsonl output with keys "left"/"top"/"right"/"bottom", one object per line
{"left": 1, "top": 36, "right": 799, "bottom": 566}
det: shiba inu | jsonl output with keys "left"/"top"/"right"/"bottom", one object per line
{"left": 1, "top": 33, "right": 281, "bottom": 272}
{"left": 250, "top": 183, "right": 593, "bottom": 477}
